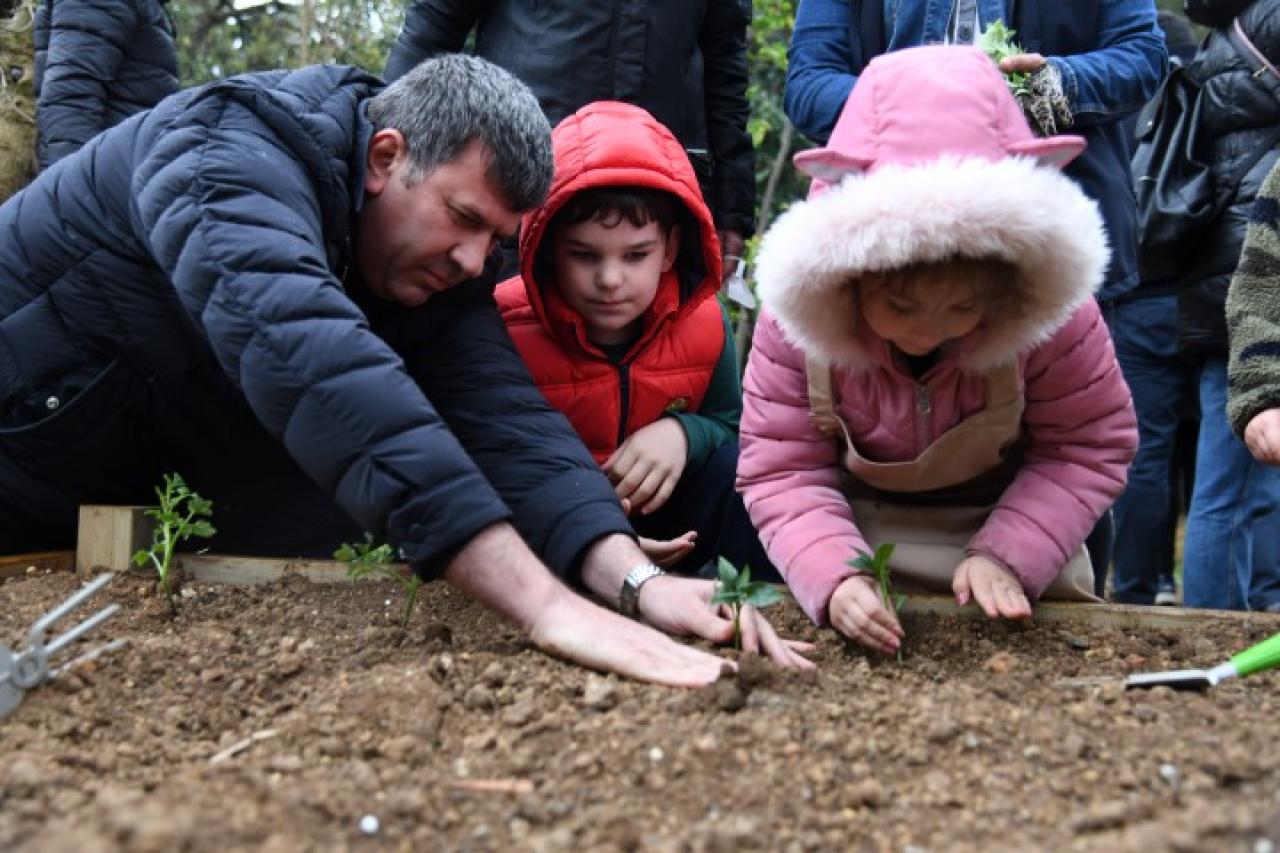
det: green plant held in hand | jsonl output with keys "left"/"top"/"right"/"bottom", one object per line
{"left": 978, "top": 21, "right": 1032, "bottom": 99}
{"left": 849, "top": 543, "right": 906, "bottom": 660}
{"left": 336, "top": 534, "right": 421, "bottom": 629}
{"left": 710, "top": 557, "right": 786, "bottom": 650}
{"left": 132, "top": 472, "right": 216, "bottom": 600}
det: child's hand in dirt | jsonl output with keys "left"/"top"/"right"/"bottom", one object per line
{"left": 638, "top": 574, "right": 816, "bottom": 670}
{"left": 830, "top": 574, "right": 903, "bottom": 656}
{"left": 639, "top": 531, "right": 698, "bottom": 568}
{"left": 953, "top": 555, "right": 1032, "bottom": 619}
{"left": 1244, "top": 408, "right": 1280, "bottom": 465}
{"left": 605, "top": 418, "right": 689, "bottom": 515}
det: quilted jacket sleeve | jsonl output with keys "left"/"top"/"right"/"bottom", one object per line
{"left": 699, "top": 0, "right": 756, "bottom": 235}
{"left": 737, "top": 311, "right": 868, "bottom": 624}
{"left": 131, "top": 83, "right": 512, "bottom": 576}
{"left": 37, "top": 0, "right": 136, "bottom": 167}
{"left": 383, "top": 0, "right": 477, "bottom": 82}
{"left": 967, "top": 300, "right": 1137, "bottom": 597}
{"left": 401, "top": 285, "right": 634, "bottom": 579}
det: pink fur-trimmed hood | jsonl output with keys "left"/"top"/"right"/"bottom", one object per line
{"left": 755, "top": 45, "right": 1110, "bottom": 372}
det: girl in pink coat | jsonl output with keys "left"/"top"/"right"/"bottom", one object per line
{"left": 738, "top": 45, "right": 1138, "bottom": 656}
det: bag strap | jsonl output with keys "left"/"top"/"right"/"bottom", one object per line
{"left": 804, "top": 356, "right": 843, "bottom": 439}
{"left": 1227, "top": 16, "right": 1280, "bottom": 107}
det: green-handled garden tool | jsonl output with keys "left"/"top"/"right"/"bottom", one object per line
{"left": 1125, "top": 632, "right": 1280, "bottom": 691}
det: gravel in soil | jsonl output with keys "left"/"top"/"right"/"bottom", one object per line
{"left": 2, "top": 570, "right": 1279, "bottom": 852}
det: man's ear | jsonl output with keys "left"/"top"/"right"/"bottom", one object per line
{"left": 364, "top": 129, "right": 407, "bottom": 197}
{"left": 661, "top": 224, "right": 681, "bottom": 272}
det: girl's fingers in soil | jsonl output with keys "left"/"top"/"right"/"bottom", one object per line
{"left": 998, "top": 585, "right": 1032, "bottom": 619}
{"left": 747, "top": 610, "right": 817, "bottom": 670}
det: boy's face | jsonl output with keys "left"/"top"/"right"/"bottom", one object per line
{"left": 551, "top": 216, "right": 680, "bottom": 346}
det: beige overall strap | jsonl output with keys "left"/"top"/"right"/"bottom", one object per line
{"left": 805, "top": 355, "right": 842, "bottom": 438}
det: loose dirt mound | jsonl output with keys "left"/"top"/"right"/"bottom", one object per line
{"left": 2, "top": 571, "right": 1278, "bottom": 852}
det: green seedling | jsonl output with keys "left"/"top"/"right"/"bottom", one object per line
{"left": 132, "top": 472, "right": 216, "bottom": 601}
{"left": 710, "top": 558, "right": 786, "bottom": 651}
{"left": 978, "top": 21, "right": 1032, "bottom": 99}
{"left": 336, "top": 534, "right": 421, "bottom": 629}
{"left": 849, "top": 543, "right": 905, "bottom": 661}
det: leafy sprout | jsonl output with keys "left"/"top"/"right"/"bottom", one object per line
{"left": 132, "top": 472, "right": 216, "bottom": 602}
{"left": 710, "top": 558, "right": 786, "bottom": 650}
{"left": 336, "top": 534, "right": 421, "bottom": 629}
{"left": 849, "top": 543, "right": 905, "bottom": 661}
{"left": 978, "top": 21, "right": 1032, "bottom": 99}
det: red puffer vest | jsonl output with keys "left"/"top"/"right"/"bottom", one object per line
{"left": 496, "top": 101, "right": 725, "bottom": 464}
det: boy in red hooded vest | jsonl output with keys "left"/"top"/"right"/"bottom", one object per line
{"left": 496, "top": 101, "right": 773, "bottom": 579}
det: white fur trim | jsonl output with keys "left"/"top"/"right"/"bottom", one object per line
{"left": 755, "top": 156, "right": 1109, "bottom": 372}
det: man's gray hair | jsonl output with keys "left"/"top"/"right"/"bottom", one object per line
{"left": 367, "top": 55, "right": 553, "bottom": 211}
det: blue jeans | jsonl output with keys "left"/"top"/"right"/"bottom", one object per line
{"left": 1182, "top": 357, "right": 1280, "bottom": 610}
{"left": 1106, "top": 296, "right": 1194, "bottom": 604}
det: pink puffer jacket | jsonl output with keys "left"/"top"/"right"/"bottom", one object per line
{"left": 738, "top": 303, "right": 1137, "bottom": 626}
{"left": 738, "top": 46, "right": 1138, "bottom": 626}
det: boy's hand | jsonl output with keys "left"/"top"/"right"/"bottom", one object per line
{"left": 953, "top": 555, "right": 1032, "bottom": 619}
{"left": 829, "top": 574, "right": 903, "bottom": 655}
{"left": 605, "top": 418, "right": 689, "bottom": 515}
{"left": 1244, "top": 408, "right": 1280, "bottom": 465}
{"left": 639, "top": 531, "right": 698, "bottom": 567}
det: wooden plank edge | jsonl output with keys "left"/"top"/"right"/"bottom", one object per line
{"left": 0, "top": 550, "right": 76, "bottom": 580}
{"left": 175, "top": 553, "right": 407, "bottom": 586}
{"left": 902, "top": 594, "right": 1280, "bottom": 631}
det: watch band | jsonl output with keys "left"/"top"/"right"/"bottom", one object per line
{"left": 619, "top": 561, "right": 664, "bottom": 619}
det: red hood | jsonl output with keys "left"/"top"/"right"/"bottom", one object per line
{"left": 517, "top": 101, "right": 722, "bottom": 357}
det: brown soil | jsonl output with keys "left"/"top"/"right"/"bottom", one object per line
{"left": 2, "top": 569, "right": 1278, "bottom": 853}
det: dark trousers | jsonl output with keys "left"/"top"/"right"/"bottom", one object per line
{"left": 0, "top": 359, "right": 360, "bottom": 557}
{"left": 629, "top": 441, "right": 781, "bottom": 583}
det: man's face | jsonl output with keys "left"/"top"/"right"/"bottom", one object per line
{"left": 550, "top": 216, "right": 679, "bottom": 346}
{"left": 357, "top": 133, "right": 522, "bottom": 307}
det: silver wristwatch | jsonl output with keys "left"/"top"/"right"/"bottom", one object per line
{"left": 619, "top": 561, "right": 664, "bottom": 619}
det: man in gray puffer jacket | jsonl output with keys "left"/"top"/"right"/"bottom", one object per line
{"left": 33, "top": 0, "right": 179, "bottom": 168}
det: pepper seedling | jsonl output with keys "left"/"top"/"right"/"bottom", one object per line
{"left": 849, "top": 543, "right": 905, "bottom": 661}
{"left": 978, "top": 21, "right": 1032, "bottom": 100}
{"left": 132, "top": 472, "right": 216, "bottom": 602}
{"left": 710, "top": 558, "right": 786, "bottom": 650}
{"left": 336, "top": 534, "right": 421, "bottom": 629}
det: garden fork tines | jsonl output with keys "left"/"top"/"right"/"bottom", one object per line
{"left": 0, "top": 573, "right": 124, "bottom": 720}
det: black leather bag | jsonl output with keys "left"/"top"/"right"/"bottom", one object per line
{"left": 1133, "top": 17, "right": 1280, "bottom": 282}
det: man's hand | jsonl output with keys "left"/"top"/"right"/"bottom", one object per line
{"left": 604, "top": 418, "right": 688, "bottom": 515}
{"left": 1244, "top": 408, "right": 1280, "bottom": 465}
{"left": 998, "top": 52, "right": 1047, "bottom": 74}
{"left": 445, "top": 523, "right": 729, "bottom": 687}
{"left": 639, "top": 531, "right": 698, "bottom": 567}
{"left": 718, "top": 228, "right": 746, "bottom": 285}
{"left": 638, "top": 574, "right": 815, "bottom": 670}
{"left": 829, "top": 574, "right": 902, "bottom": 655}
{"left": 953, "top": 554, "right": 1032, "bottom": 619}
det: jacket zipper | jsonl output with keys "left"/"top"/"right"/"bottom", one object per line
{"left": 616, "top": 362, "right": 632, "bottom": 447}
{"left": 916, "top": 383, "right": 933, "bottom": 451}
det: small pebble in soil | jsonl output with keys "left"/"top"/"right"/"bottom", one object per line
{"left": 1060, "top": 631, "right": 1091, "bottom": 651}
{"left": 359, "top": 814, "right": 379, "bottom": 836}
{"left": 1159, "top": 763, "right": 1179, "bottom": 785}
{"left": 648, "top": 746, "right": 664, "bottom": 763}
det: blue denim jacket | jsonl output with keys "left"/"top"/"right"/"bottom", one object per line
{"left": 783, "top": 0, "right": 1167, "bottom": 298}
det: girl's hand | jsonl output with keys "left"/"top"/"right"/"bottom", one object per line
{"left": 829, "top": 574, "right": 903, "bottom": 655}
{"left": 638, "top": 532, "right": 698, "bottom": 568}
{"left": 605, "top": 419, "right": 689, "bottom": 515}
{"left": 1244, "top": 408, "right": 1280, "bottom": 465}
{"left": 953, "top": 555, "right": 1032, "bottom": 619}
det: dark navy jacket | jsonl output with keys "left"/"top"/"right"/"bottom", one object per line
{"left": 784, "top": 0, "right": 1167, "bottom": 301}
{"left": 0, "top": 65, "right": 629, "bottom": 574}
{"left": 33, "top": 0, "right": 180, "bottom": 169}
